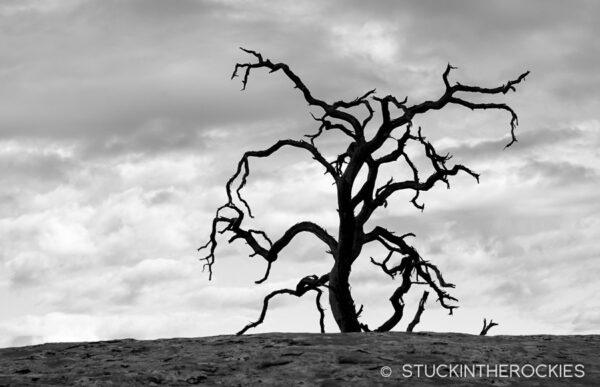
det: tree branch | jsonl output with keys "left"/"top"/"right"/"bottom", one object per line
{"left": 355, "top": 126, "right": 480, "bottom": 221}
{"left": 453, "top": 70, "right": 530, "bottom": 95}
{"left": 417, "top": 261, "right": 455, "bottom": 289}
{"left": 369, "top": 251, "right": 396, "bottom": 279}
{"left": 414, "top": 264, "right": 458, "bottom": 315}
{"left": 226, "top": 139, "right": 339, "bottom": 218}
{"left": 365, "top": 226, "right": 458, "bottom": 316}
{"left": 315, "top": 289, "right": 326, "bottom": 333}
{"left": 480, "top": 318, "right": 499, "bottom": 336}
{"left": 448, "top": 97, "right": 521, "bottom": 148}
{"left": 267, "top": 221, "right": 338, "bottom": 263}
{"left": 373, "top": 95, "right": 408, "bottom": 125}
{"left": 375, "top": 264, "right": 413, "bottom": 332}
{"left": 350, "top": 156, "right": 379, "bottom": 209}
{"left": 199, "top": 204, "right": 269, "bottom": 280}
{"left": 306, "top": 113, "right": 356, "bottom": 144}
{"left": 232, "top": 47, "right": 367, "bottom": 138}
{"left": 371, "top": 161, "right": 479, "bottom": 210}
{"left": 200, "top": 208, "right": 337, "bottom": 283}
{"left": 406, "top": 291, "right": 429, "bottom": 332}
{"left": 370, "top": 251, "right": 413, "bottom": 280}
{"left": 375, "top": 67, "right": 529, "bottom": 149}
{"left": 237, "top": 273, "right": 329, "bottom": 335}
{"left": 373, "top": 126, "right": 411, "bottom": 165}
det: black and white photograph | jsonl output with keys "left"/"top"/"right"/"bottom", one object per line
{"left": 0, "top": 0, "right": 598, "bottom": 385}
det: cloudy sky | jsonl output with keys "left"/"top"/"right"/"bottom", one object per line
{"left": 1, "top": 0, "right": 599, "bottom": 347}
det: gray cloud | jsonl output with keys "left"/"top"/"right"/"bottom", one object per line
{"left": 517, "top": 158, "right": 596, "bottom": 184}
{"left": 442, "top": 127, "right": 586, "bottom": 161}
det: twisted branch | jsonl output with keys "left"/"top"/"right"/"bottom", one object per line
{"left": 237, "top": 273, "right": 329, "bottom": 335}
{"left": 200, "top": 210, "right": 337, "bottom": 283}
{"left": 232, "top": 47, "right": 371, "bottom": 139}
{"left": 365, "top": 226, "right": 458, "bottom": 322}
{"left": 368, "top": 65, "right": 529, "bottom": 152}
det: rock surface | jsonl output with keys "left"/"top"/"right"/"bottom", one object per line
{"left": 0, "top": 332, "right": 598, "bottom": 386}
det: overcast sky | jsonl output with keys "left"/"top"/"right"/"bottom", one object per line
{"left": 1, "top": 0, "right": 599, "bottom": 347}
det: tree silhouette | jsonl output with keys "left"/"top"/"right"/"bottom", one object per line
{"left": 200, "top": 48, "right": 528, "bottom": 334}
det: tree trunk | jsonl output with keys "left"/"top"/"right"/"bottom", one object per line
{"left": 328, "top": 259, "right": 361, "bottom": 332}
{"left": 329, "top": 186, "right": 362, "bottom": 332}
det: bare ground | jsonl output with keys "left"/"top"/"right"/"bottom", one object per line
{"left": 0, "top": 332, "right": 598, "bottom": 386}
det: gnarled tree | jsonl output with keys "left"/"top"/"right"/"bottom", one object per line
{"left": 200, "top": 48, "right": 528, "bottom": 335}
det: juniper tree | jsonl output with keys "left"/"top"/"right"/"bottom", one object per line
{"left": 200, "top": 48, "right": 528, "bottom": 335}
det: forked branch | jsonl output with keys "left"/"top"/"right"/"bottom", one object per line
{"left": 226, "top": 139, "right": 339, "bottom": 217}
{"left": 480, "top": 318, "right": 499, "bottom": 336}
{"left": 199, "top": 205, "right": 337, "bottom": 283}
{"left": 368, "top": 65, "right": 529, "bottom": 150}
{"left": 232, "top": 48, "right": 373, "bottom": 139}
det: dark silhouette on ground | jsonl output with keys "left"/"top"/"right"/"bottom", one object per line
{"left": 0, "top": 332, "right": 597, "bottom": 386}
{"left": 200, "top": 48, "right": 529, "bottom": 334}
{"left": 480, "top": 318, "right": 500, "bottom": 336}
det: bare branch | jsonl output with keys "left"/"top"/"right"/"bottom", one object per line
{"left": 453, "top": 70, "right": 530, "bottom": 95}
{"left": 414, "top": 264, "right": 458, "bottom": 315}
{"left": 370, "top": 251, "right": 414, "bottom": 280}
{"left": 364, "top": 226, "right": 415, "bottom": 249}
{"left": 306, "top": 113, "right": 356, "bottom": 144}
{"left": 448, "top": 97, "right": 521, "bottom": 148}
{"left": 480, "top": 318, "right": 499, "bottom": 336}
{"left": 384, "top": 68, "right": 529, "bottom": 148}
{"left": 375, "top": 267, "right": 413, "bottom": 332}
{"left": 406, "top": 291, "right": 429, "bottom": 332}
{"left": 315, "top": 289, "right": 326, "bottom": 333}
{"left": 356, "top": 127, "right": 480, "bottom": 221}
{"left": 233, "top": 47, "right": 366, "bottom": 137}
{"left": 361, "top": 97, "right": 375, "bottom": 129}
{"left": 365, "top": 226, "right": 457, "bottom": 316}
{"left": 372, "top": 161, "right": 479, "bottom": 209}
{"left": 199, "top": 202, "right": 336, "bottom": 283}
{"left": 374, "top": 126, "right": 411, "bottom": 165}
{"left": 236, "top": 288, "right": 296, "bottom": 335}
{"left": 370, "top": 251, "right": 396, "bottom": 279}
{"left": 418, "top": 261, "right": 455, "bottom": 288}
{"left": 362, "top": 226, "right": 426, "bottom": 332}
{"left": 373, "top": 95, "right": 408, "bottom": 124}
{"left": 267, "top": 222, "right": 337, "bottom": 262}
{"left": 442, "top": 63, "right": 457, "bottom": 89}
{"left": 199, "top": 204, "right": 268, "bottom": 280}
{"left": 254, "top": 261, "right": 272, "bottom": 285}
{"left": 237, "top": 274, "right": 329, "bottom": 335}
{"left": 350, "top": 156, "right": 379, "bottom": 209}
{"left": 356, "top": 304, "right": 364, "bottom": 318}
{"left": 403, "top": 152, "right": 424, "bottom": 211}
{"left": 226, "top": 139, "right": 339, "bottom": 218}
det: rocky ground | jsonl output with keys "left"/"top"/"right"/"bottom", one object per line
{"left": 0, "top": 332, "right": 598, "bottom": 386}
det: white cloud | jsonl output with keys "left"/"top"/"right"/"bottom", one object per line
{"left": 331, "top": 22, "right": 400, "bottom": 64}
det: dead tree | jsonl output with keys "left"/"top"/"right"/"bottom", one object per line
{"left": 200, "top": 48, "right": 528, "bottom": 334}
{"left": 480, "top": 318, "right": 499, "bottom": 336}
